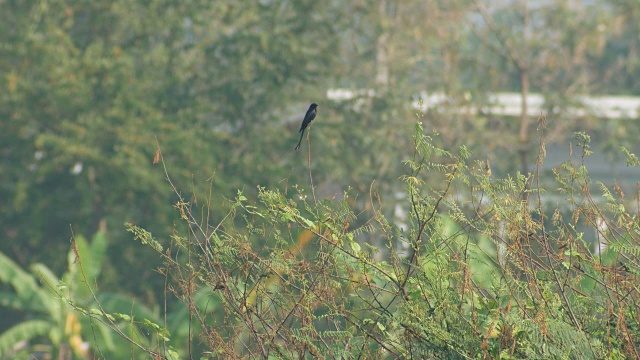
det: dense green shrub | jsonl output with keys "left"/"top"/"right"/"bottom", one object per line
{"left": 111, "top": 118, "right": 639, "bottom": 359}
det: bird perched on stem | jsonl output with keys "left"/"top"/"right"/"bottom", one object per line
{"left": 295, "top": 103, "right": 318, "bottom": 150}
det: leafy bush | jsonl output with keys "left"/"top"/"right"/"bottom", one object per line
{"left": 100, "top": 118, "right": 640, "bottom": 358}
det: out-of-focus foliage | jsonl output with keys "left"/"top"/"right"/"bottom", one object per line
{"left": 3, "top": 0, "right": 640, "bottom": 357}
{"left": 0, "top": 231, "right": 164, "bottom": 359}
{"left": 0, "top": 0, "right": 344, "bottom": 299}
{"left": 598, "top": 0, "right": 640, "bottom": 94}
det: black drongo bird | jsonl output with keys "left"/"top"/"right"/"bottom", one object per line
{"left": 295, "top": 103, "right": 318, "bottom": 150}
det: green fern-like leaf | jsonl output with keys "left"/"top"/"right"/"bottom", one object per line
{"left": 607, "top": 241, "right": 640, "bottom": 257}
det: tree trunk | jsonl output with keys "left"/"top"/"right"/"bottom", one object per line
{"left": 375, "top": 0, "right": 390, "bottom": 89}
{"left": 518, "top": 69, "right": 530, "bottom": 176}
{"left": 518, "top": 0, "right": 531, "bottom": 178}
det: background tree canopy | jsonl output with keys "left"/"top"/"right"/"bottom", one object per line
{"left": 1, "top": 0, "right": 640, "bottom": 358}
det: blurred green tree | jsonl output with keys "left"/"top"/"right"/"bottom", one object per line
{"left": 0, "top": 0, "right": 343, "bottom": 301}
{"left": 2, "top": 0, "right": 639, "bottom": 322}
{"left": 463, "top": 0, "right": 612, "bottom": 175}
